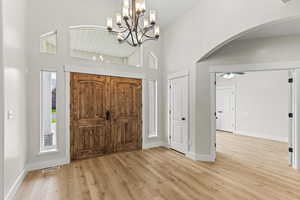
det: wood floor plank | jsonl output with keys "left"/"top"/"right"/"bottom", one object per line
{"left": 16, "top": 132, "right": 300, "bottom": 200}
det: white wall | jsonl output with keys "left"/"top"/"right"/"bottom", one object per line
{"left": 0, "top": 0, "right": 4, "bottom": 198}
{"left": 217, "top": 71, "right": 289, "bottom": 142}
{"left": 3, "top": 0, "right": 28, "bottom": 197}
{"left": 163, "top": 1, "right": 300, "bottom": 72}
{"left": 162, "top": 1, "right": 300, "bottom": 160}
{"left": 26, "top": 0, "right": 164, "bottom": 169}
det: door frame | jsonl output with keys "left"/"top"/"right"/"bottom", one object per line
{"left": 64, "top": 65, "right": 147, "bottom": 163}
{"left": 216, "top": 86, "right": 236, "bottom": 133}
{"left": 210, "top": 63, "right": 299, "bottom": 169}
{"left": 167, "top": 70, "right": 189, "bottom": 154}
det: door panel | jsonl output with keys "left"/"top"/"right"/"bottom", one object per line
{"left": 110, "top": 77, "right": 142, "bottom": 153}
{"left": 170, "top": 76, "right": 188, "bottom": 154}
{"left": 71, "top": 73, "right": 109, "bottom": 160}
{"left": 70, "top": 73, "right": 142, "bottom": 160}
{"left": 216, "top": 88, "right": 235, "bottom": 132}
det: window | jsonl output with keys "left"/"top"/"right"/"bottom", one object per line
{"left": 69, "top": 26, "right": 141, "bottom": 67}
{"left": 40, "top": 31, "right": 57, "bottom": 54}
{"left": 148, "top": 80, "right": 158, "bottom": 137}
{"left": 148, "top": 52, "right": 158, "bottom": 70}
{"left": 40, "top": 71, "right": 57, "bottom": 152}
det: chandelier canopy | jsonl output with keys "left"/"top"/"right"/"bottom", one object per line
{"left": 106, "top": 0, "right": 160, "bottom": 47}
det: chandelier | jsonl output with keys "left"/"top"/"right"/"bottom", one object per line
{"left": 106, "top": 0, "right": 160, "bottom": 47}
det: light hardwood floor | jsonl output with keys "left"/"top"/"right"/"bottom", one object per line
{"left": 16, "top": 132, "right": 300, "bottom": 200}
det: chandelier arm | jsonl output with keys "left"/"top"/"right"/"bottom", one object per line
{"left": 135, "top": 13, "right": 141, "bottom": 44}
{"left": 140, "top": 28, "right": 155, "bottom": 39}
{"left": 111, "top": 28, "right": 129, "bottom": 34}
{"left": 124, "top": 18, "right": 137, "bottom": 46}
{"left": 126, "top": 40, "right": 136, "bottom": 47}
{"left": 141, "top": 38, "right": 157, "bottom": 44}
{"left": 123, "top": 31, "right": 132, "bottom": 41}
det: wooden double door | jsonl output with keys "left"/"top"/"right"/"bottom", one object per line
{"left": 70, "top": 73, "right": 142, "bottom": 160}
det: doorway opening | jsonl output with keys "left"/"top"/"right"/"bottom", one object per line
{"left": 214, "top": 69, "right": 295, "bottom": 167}
{"left": 70, "top": 72, "right": 143, "bottom": 161}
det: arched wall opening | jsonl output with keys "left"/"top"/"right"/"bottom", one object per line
{"left": 191, "top": 16, "right": 300, "bottom": 169}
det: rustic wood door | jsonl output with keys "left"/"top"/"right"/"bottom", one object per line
{"left": 109, "top": 76, "right": 143, "bottom": 153}
{"left": 70, "top": 73, "right": 142, "bottom": 160}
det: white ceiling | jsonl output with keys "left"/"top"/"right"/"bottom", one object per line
{"left": 239, "top": 18, "right": 300, "bottom": 40}
{"left": 146, "top": 0, "right": 199, "bottom": 26}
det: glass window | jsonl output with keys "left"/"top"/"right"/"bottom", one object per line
{"left": 148, "top": 80, "right": 158, "bottom": 137}
{"left": 69, "top": 26, "right": 141, "bottom": 67}
{"left": 40, "top": 31, "right": 57, "bottom": 54}
{"left": 148, "top": 52, "right": 158, "bottom": 69}
{"left": 40, "top": 71, "right": 57, "bottom": 152}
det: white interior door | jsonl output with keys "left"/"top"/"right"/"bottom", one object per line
{"left": 216, "top": 87, "right": 235, "bottom": 132}
{"left": 169, "top": 75, "right": 188, "bottom": 154}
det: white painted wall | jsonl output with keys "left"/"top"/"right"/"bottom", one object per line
{"left": 217, "top": 71, "right": 289, "bottom": 142}
{"left": 26, "top": 0, "right": 164, "bottom": 169}
{"left": 0, "top": 0, "right": 4, "bottom": 198}
{"left": 3, "top": 0, "right": 28, "bottom": 197}
{"left": 162, "top": 1, "right": 300, "bottom": 160}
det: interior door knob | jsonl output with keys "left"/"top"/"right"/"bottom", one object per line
{"left": 182, "top": 117, "right": 186, "bottom": 121}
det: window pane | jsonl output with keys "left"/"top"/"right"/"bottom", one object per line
{"left": 149, "top": 80, "right": 158, "bottom": 137}
{"left": 69, "top": 26, "right": 141, "bottom": 67}
{"left": 40, "top": 71, "right": 57, "bottom": 152}
{"left": 149, "top": 52, "right": 158, "bottom": 69}
{"left": 40, "top": 31, "right": 57, "bottom": 54}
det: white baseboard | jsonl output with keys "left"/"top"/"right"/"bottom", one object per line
{"left": 26, "top": 158, "right": 70, "bottom": 172}
{"left": 234, "top": 130, "right": 288, "bottom": 143}
{"left": 5, "top": 169, "right": 27, "bottom": 200}
{"left": 143, "top": 141, "right": 168, "bottom": 149}
{"left": 186, "top": 152, "right": 215, "bottom": 162}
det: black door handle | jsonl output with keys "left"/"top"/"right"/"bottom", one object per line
{"left": 182, "top": 117, "right": 186, "bottom": 121}
{"left": 106, "top": 111, "right": 111, "bottom": 120}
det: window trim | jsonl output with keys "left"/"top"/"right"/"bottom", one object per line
{"left": 148, "top": 79, "right": 158, "bottom": 138}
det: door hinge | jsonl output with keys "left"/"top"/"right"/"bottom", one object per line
{"left": 289, "top": 147, "right": 293, "bottom": 153}
{"left": 169, "top": 85, "right": 172, "bottom": 89}
{"left": 169, "top": 110, "right": 171, "bottom": 114}
{"left": 169, "top": 135, "right": 171, "bottom": 140}
{"left": 215, "top": 143, "right": 216, "bottom": 148}
{"left": 289, "top": 113, "right": 293, "bottom": 118}
{"left": 288, "top": 78, "right": 293, "bottom": 83}
{"left": 214, "top": 81, "right": 216, "bottom": 85}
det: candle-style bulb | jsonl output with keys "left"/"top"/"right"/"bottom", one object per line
{"left": 154, "top": 25, "right": 160, "bottom": 39}
{"left": 123, "top": 7, "right": 129, "bottom": 19}
{"left": 123, "top": 0, "right": 129, "bottom": 8}
{"left": 106, "top": 17, "right": 113, "bottom": 31}
{"left": 141, "top": 1, "right": 146, "bottom": 12}
{"left": 144, "top": 18, "right": 149, "bottom": 28}
{"left": 150, "top": 10, "right": 156, "bottom": 25}
{"left": 116, "top": 13, "right": 122, "bottom": 26}
{"left": 117, "top": 33, "right": 124, "bottom": 42}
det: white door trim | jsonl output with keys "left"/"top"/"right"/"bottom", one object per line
{"left": 216, "top": 86, "right": 236, "bottom": 133}
{"left": 64, "top": 65, "right": 147, "bottom": 163}
{"left": 168, "top": 70, "right": 189, "bottom": 154}
{"left": 210, "top": 66, "right": 298, "bottom": 169}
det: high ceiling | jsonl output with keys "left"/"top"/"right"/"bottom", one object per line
{"left": 147, "top": 0, "right": 199, "bottom": 26}
{"left": 239, "top": 18, "right": 300, "bottom": 40}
